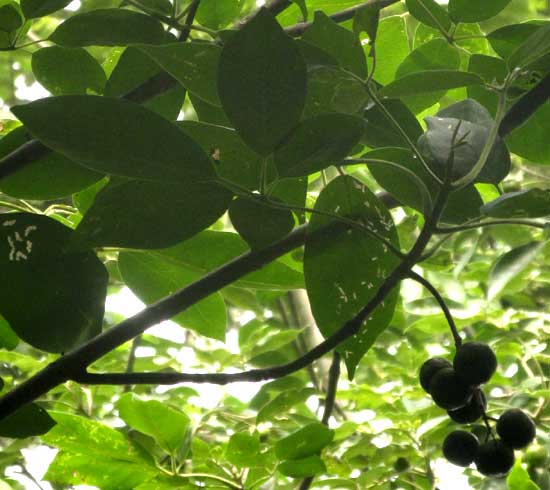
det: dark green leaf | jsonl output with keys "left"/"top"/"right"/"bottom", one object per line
{"left": 118, "top": 251, "right": 227, "bottom": 340}
{"left": 508, "top": 24, "right": 550, "bottom": 71}
{"left": 0, "top": 213, "right": 107, "bottom": 353}
{"left": 0, "top": 403, "right": 55, "bottom": 438}
{"left": 364, "top": 147, "right": 433, "bottom": 215}
{"left": 362, "top": 98, "right": 423, "bottom": 149}
{"left": 467, "top": 54, "right": 507, "bottom": 115}
{"left": 196, "top": 0, "right": 244, "bottom": 29}
{"left": 217, "top": 8, "right": 307, "bottom": 155}
{"left": 353, "top": 5, "right": 380, "bottom": 44}
{"left": 274, "top": 113, "right": 365, "bottom": 177}
{"left": 394, "top": 39, "right": 460, "bottom": 113}
{"left": 275, "top": 423, "right": 334, "bottom": 460}
{"left": 406, "top": 0, "right": 452, "bottom": 30}
{"left": 291, "top": 0, "right": 308, "bottom": 21}
{"left": 21, "top": 0, "right": 71, "bottom": 18}
{"left": 146, "top": 230, "right": 303, "bottom": 290}
{"left": 0, "top": 314, "right": 18, "bottom": 350}
{"left": 116, "top": 393, "right": 191, "bottom": 454}
{"left": 0, "top": 126, "right": 102, "bottom": 200}
{"left": 74, "top": 180, "right": 232, "bottom": 249}
{"left": 0, "top": 2, "right": 22, "bottom": 32}
{"left": 488, "top": 241, "right": 544, "bottom": 300}
{"left": 449, "top": 0, "right": 512, "bottom": 23}
{"left": 177, "top": 121, "right": 262, "bottom": 191}
{"left": 487, "top": 22, "right": 544, "bottom": 60}
{"left": 278, "top": 455, "right": 326, "bottom": 478}
{"left": 304, "top": 175, "right": 400, "bottom": 378}
{"left": 12, "top": 95, "right": 214, "bottom": 183}
{"left": 136, "top": 43, "right": 221, "bottom": 105}
{"left": 302, "top": 11, "right": 367, "bottom": 78}
{"left": 32, "top": 46, "right": 106, "bottom": 95}
{"left": 229, "top": 197, "right": 295, "bottom": 250}
{"left": 104, "top": 46, "right": 185, "bottom": 120}
{"left": 121, "top": 0, "right": 172, "bottom": 15}
{"left": 379, "top": 70, "right": 484, "bottom": 98}
{"left": 49, "top": 8, "right": 166, "bottom": 47}
{"left": 481, "top": 189, "right": 550, "bottom": 218}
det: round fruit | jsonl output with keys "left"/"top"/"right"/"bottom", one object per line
{"left": 448, "top": 390, "right": 487, "bottom": 424}
{"left": 443, "top": 430, "right": 479, "bottom": 467}
{"left": 393, "top": 457, "right": 410, "bottom": 472}
{"left": 496, "top": 409, "right": 536, "bottom": 449}
{"left": 419, "top": 357, "right": 452, "bottom": 393}
{"left": 429, "top": 367, "right": 473, "bottom": 410}
{"left": 474, "top": 439, "right": 515, "bottom": 477}
{"left": 453, "top": 342, "right": 497, "bottom": 386}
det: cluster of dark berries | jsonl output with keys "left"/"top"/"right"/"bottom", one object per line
{"left": 420, "top": 342, "right": 536, "bottom": 477}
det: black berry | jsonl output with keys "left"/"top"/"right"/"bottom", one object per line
{"left": 474, "top": 439, "right": 515, "bottom": 477}
{"left": 429, "top": 367, "right": 473, "bottom": 410}
{"left": 393, "top": 457, "right": 410, "bottom": 472}
{"left": 448, "top": 390, "right": 487, "bottom": 424}
{"left": 419, "top": 357, "right": 452, "bottom": 393}
{"left": 453, "top": 342, "right": 497, "bottom": 386}
{"left": 496, "top": 409, "right": 536, "bottom": 449}
{"left": 443, "top": 430, "right": 479, "bottom": 467}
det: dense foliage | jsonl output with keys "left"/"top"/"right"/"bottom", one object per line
{"left": 0, "top": 0, "right": 549, "bottom": 489}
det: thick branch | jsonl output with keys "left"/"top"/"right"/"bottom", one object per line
{"left": 284, "top": 0, "right": 401, "bottom": 36}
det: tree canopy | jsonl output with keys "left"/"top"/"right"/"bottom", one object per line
{"left": 0, "top": 0, "right": 549, "bottom": 489}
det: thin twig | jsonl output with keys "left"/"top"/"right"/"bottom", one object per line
{"left": 407, "top": 270, "right": 462, "bottom": 349}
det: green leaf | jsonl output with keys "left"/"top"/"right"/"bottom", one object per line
{"left": 362, "top": 98, "right": 423, "bottom": 149}
{"left": 353, "top": 4, "right": 380, "bottom": 44}
{"left": 488, "top": 241, "right": 544, "bottom": 300}
{"left": 136, "top": 43, "right": 221, "bottom": 106}
{"left": 275, "top": 423, "right": 334, "bottom": 460}
{"left": 0, "top": 1, "right": 22, "bottom": 32}
{"left": 118, "top": 251, "right": 227, "bottom": 341}
{"left": 104, "top": 46, "right": 185, "bottom": 120}
{"left": 449, "top": 0, "right": 512, "bottom": 23}
{"left": 508, "top": 24, "right": 550, "bottom": 71}
{"left": 0, "top": 314, "right": 18, "bottom": 350}
{"left": 0, "top": 403, "right": 55, "bottom": 438}
{"left": 229, "top": 197, "right": 295, "bottom": 250}
{"left": 21, "top": 0, "right": 71, "bottom": 18}
{"left": 49, "top": 8, "right": 166, "bottom": 47}
{"left": 121, "top": 0, "right": 172, "bottom": 16}
{"left": 363, "top": 147, "right": 433, "bottom": 215}
{"left": 74, "top": 180, "right": 232, "bottom": 249}
{"left": 487, "top": 22, "right": 545, "bottom": 60}
{"left": 0, "top": 126, "right": 102, "bottom": 200}
{"left": 302, "top": 11, "right": 367, "bottom": 78}
{"left": 304, "top": 175, "right": 400, "bottom": 378}
{"left": 196, "top": 0, "right": 243, "bottom": 29}
{"left": 12, "top": 95, "right": 214, "bottom": 183}
{"left": 481, "top": 189, "right": 550, "bottom": 218}
{"left": 217, "top": 8, "right": 307, "bottom": 155}
{"left": 291, "top": 0, "right": 308, "bottom": 21}
{"left": 226, "top": 433, "right": 263, "bottom": 468}
{"left": 278, "top": 455, "right": 326, "bottom": 478}
{"left": 406, "top": 0, "right": 452, "bottom": 31}
{"left": 257, "top": 389, "right": 311, "bottom": 422}
{"left": 143, "top": 230, "right": 303, "bottom": 290}
{"left": 379, "top": 70, "right": 484, "bottom": 98}
{"left": 116, "top": 393, "right": 191, "bottom": 455}
{"left": 507, "top": 459, "right": 541, "bottom": 490}
{"left": 41, "top": 411, "right": 147, "bottom": 462}
{"left": 394, "top": 39, "right": 461, "bottom": 113}
{"left": 371, "top": 15, "right": 409, "bottom": 86}
{"left": 0, "top": 213, "right": 107, "bottom": 353}
{"left": 32, "top": 46, "right": 106, "bottom": 95}
{"left": 46, "top": 453, "right": 156, "bottom": 490}
{"left": 177, "top": 121, "right": 262, "bottom": 191}
{"left": 274, "top": 113, "right": 365, "bottom": 178}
